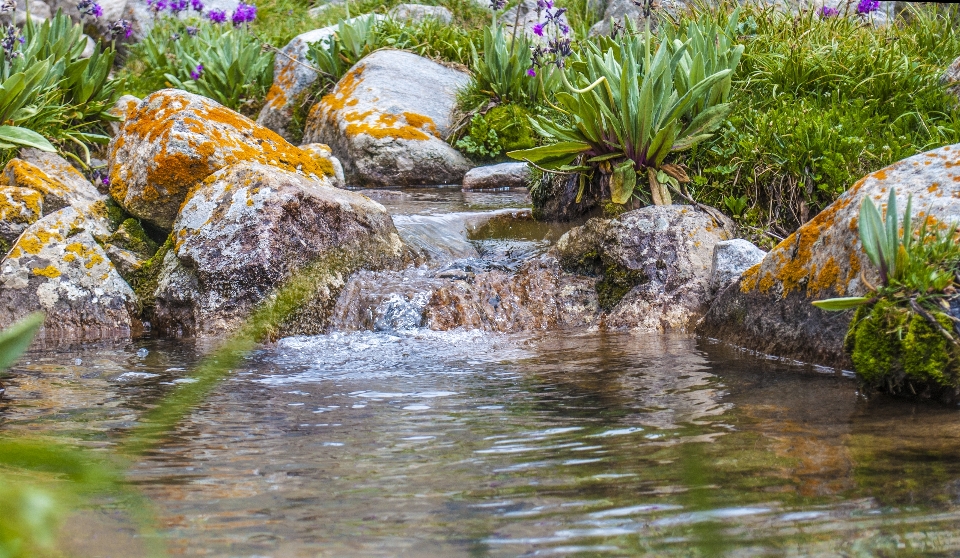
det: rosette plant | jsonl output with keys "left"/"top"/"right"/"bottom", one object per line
{"left": 508, "top": 14, "right": 743, "bottom": 206}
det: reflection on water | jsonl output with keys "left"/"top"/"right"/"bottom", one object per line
{"left": 5, "top": 330, "right": 960, "bottom": 556}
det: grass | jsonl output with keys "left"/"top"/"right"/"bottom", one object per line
{"left": 680, "top": 2, "right": 960, "bottom": 242}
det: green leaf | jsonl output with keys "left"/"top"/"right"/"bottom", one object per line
{"left": 506, "top": 142, "right": 591, "bottom": 163}
{"left": 610, "top": 160, "right": 637, "bottom": 204}
{"left": 0, "top": 312, "right": 44, "bottom": 372}
{"left": 0, "top": 126, "right": 56, "bottom": 152}
{"left": 812, "top": 297, "right": 872, "bottom": 311}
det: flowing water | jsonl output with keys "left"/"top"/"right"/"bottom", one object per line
{"left": 5, "top": 189, "right": 960, "bottom": 557}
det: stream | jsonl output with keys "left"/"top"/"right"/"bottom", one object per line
{"left": 4, "top": 188, "right": 960, "bottom": 557}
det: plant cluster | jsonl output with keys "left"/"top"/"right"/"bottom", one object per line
{"left": 815, "top": 189, "right": 960, "bottom": 397}
{"left": 122, "top": 0, "right": 273, "bottom": 113}
{"left": 0, "top": 11, "right": 122, "bottom": 165}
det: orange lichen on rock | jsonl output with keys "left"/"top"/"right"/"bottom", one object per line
{"left": 402, "top": 112, "right": 439, "bottom": 137}
{"left": 31, "top": 265, "right": 61, "bottom": 278}
{"left": 3, "top": 159, "right": 67, "bottom": 200}
{"left": 809, "top": 256, "right": 841, "bottom": 297}
{"left": 264, "top": 62, "right": 296, "bottom": 109}
{"left": 739, "top": 263, "right": 761, "bottom": 293}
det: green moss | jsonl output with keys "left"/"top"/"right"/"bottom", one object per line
{"left": 902, "top": 311, "right": 958, "bottom": 387}
{"left": 850, "top": 300, "right": 907, "bottom": 386}
{"left": 108, "top": 219, "right": 158, "bottom": 260}
{"left": 484, "top": 104, "right": 536, "bottom": 153}
{"left": 596, "top": 263, "right": 646, "bottom": 311}
{"left": 127, "top": 237, "right": 172, "bottom": 319}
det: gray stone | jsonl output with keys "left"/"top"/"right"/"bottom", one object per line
{"left": 500, "top": 0, "right": 569, "bottom": 42}
{"left": 256, "top": 14, "right": 384, "bottom": 141}
{"left": 462, "top": 162, "right": 531, "bottom": 190}
{"left": 0, "top": 186, "right": 42, "bottom": 246}
{"left": 302, "top": 49, "right": 472, "bottom": 186}
{"left": 104, "top": 244, "right": 143, "bottom": 279}
{"left": 388, "top": 4, "right": 453, "bottom": 23}
{"left": 106, "top": 94, "right": 141, "bottom": 137}
{"left": 710, "top": 239, "right": 766, "bottom": 293}
{"left": 0, "top": 207, "right": 138, "bottom": 339}
{"left": 79, "top": 34, "right": 94, "bottom": 59}
{"left": 943, "top": 55, "right": 960, "bottom": 101}
{"left": 555, "top": 204, "right": 735, "bottom": 331}
{"left": 699, "top": 143, "right": 960, "bottom": 368}
{"left": 154, "top": 162, "right": 404, "bottom": 336}
{"left": 108, "top": 89, "right": 336, "bottom": 230}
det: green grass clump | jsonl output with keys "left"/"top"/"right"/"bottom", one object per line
{"left": 684, "top": 3, "right": 960, "bottom": 239}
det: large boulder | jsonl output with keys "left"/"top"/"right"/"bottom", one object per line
{"left": 943, "top": 55, "right": 960, "bottom": 102}
{"left": 108, "top": 89, "right": 336, "bottom": 230}
{"left": 256, "top": 15, "right": 383, "bottom": 141}
{"left": 0, "top": 207, "right": 138, "bottom": 339}
{"left": 555, "top": 205, "right": 735, "bottom": 331}
{"left": 0, "top": 186, "right": 43, "bottom": 248}
{"left": 699, "top": 144, "right": 960, "bottom": 368}
{"left": 302, "top": 49, "right": 472, "bottom": 186}
{"left": 154, "top": 162, "right": 404, "bottom": 336}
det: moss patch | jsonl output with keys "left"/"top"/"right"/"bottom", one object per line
{"left": 108, "top": 218, "right": 159, "bottom": 259}
{"left": 127, "top": 237, "right": 172, "bottom": 319}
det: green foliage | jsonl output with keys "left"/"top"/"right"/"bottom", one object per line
{"left": 509, "top": 15, "right": 741, "bottom": 206}
{"left": 374, "top": 16, "right": 478, "bottom": 66}
{"left": 456, "top": 104, "right": 536, "bottom": 160}
{"left": 0, "top": 12, "right": 120, "bottom": 165}
{"left": 125, "top": 18, "right": 273, "bottom": 113}
{"left": 306, "top": 14, "right": 380, "bottom": 89}
{"left": 686, "top": 2, "right": 960, "bottom": 235}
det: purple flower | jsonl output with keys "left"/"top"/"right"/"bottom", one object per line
{"left": 190, "top": 0, "right": 203, "bottom": 10}
{"left": 532, "top": 23, "right": 544, "bottom": 36}
{"left": 169, "top": 0, "right": 188, "bottom": 13}
{"left": 78, "top": 0, "right": 103, "bottom": 17}
{"left": 185, "top": 25, "right": 198, "bottom": 35}
{"left": 207, "top": 8, "right": 226, "bottom": 22}
{"left": 489, "top": 0, "right": 505, "bottom": 10}
{"left": 109, "top": 18, "right": 132, "bottom": 39}
{"left": 0, "top": 0, "right": 15, "bottom": 14}
{"left": 856, "top": 0, "right": 879, "bottom": 13}
{"left": 558, "top": 22, "right": 569, "bottom": 35}
{"left": 190, "top": 63, "right": 203, "bottom": 79}
{"left": 170, "top": 31, "right": 180, "bottom": 40}
{"left": 526, "top": 68, "right": 536, "bottom": 77}
{"left": 91, "top": 170, "right": 109, "bottom": 186}
{"left": 147, "top": 0, "right": 167, "bottom": 12}
{"left": 2, "top": 25, "right": 21, "bottom": 59}
{"left": 819, "top": 6, "right": 839, "bottom": 17}
{"left": 231, "top": 2, "right": 256, "bottom": 25}
{"left": 536, "top": 0, "right": 552, "bottom": 8}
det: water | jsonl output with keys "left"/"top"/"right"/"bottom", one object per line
{"left": 5, "top": 188, "right": 960, "bottom": 556}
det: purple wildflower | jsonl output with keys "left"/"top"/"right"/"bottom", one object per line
{"left": 190, "top": 63, "right": 203, "bottom": 79}
{"left": 148, "top": 0, "right": 167, "bottom": 12}
{"left": 231, "top": 2, "right": 256, "bottom": 25}
{"left": 78, "top": 0, "right": 103, "bottom": 17}
{"left": 190, "top": 0, "right": 203, "bottom": 10}
{"left": 558, "top": 22, "right": 569, "bottom": 35}
{"left": 819, "top": 5, "right": 839, "bottom": 17}
{"left": 0, "top": 0, "right": 15, "bottom": 14}
{"left": 169, "top": 0, "right": 188, "bottom": 13}
{"left": 536, "top": 0, "right": 552, "bottom": 8}
{"left": 856, "top": 0, "right": 879, "bottom": 13}
{"left": 1, "top": 25, "right": 21, "bottom": 59}
{"left": 109, "top": 18, "right": 132, "bottom": 39}
{"left": 170, "top": 32, "right": 180, "bottom": 40}
{"left": 489, "top": 0, "right": 505, "bottom": 10}
{"left": 532, "top": 23, "right": 544, "bottom": 36}
{"left": 185, "top": 25, "right": 198, "bottom": 35}
{"left": 91, "top": 170, "right": 109, "bottom": 186}
{"left": 526, "top": 68, "right": 536, "bottom": 77}
{"left": 207, "top": 8, "right": 226, "bottom": 22}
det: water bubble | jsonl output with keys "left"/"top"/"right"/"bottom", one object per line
{"left": 74, "top": 358, "right": 82, "bottom": 365}
{"left": 136, "top": 348, "right": 149, "bottom": 358}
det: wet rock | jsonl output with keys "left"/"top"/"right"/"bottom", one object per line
{"left": 104, "top": 244, "right": 143, "bottom": 279}
{"left": 107, "top": 94, "right": 142, "bottom": 136}
{"left": 532, "top": 171, "right": 602, "bottom": 222}
{"left": 710, "top": 239, "right": 766, "bottom": 293}
{"left": 462, "top": 162, "right": 531, "bottom": 190}
{"left": 4, "top": 153, "right": 114, "bottom": 238}
{"left": 154, "top": 162, "right": 404, "bottom": 336}
{"left": 943, "top": 55, "right": 960, "bottom": 101}
{"left": 422, "top": 256, "right": 601, "bottom": 332}
{"left": 109, "top": 88, "right": 335, "bottom": 230}
{"left": 0, "top": 186, "right": 42, "bottom": 248}
{"left": 300, "top": 143, "right": 345, "bottom": 187}
{"left": 302, "top": 49, "right": 471, "bottom": 186}
{"left": 699, "top": 143, "right": 960, "bottom": 368}
{"left": 256, "top": 15, "right": 383, "bottom": 141}
{"left": 0, "top": 207, "right": 138, "bottom": 339}
{"left": 555, "top": 204, "right": 735, "bottom": 331}
{"left": 388, "top": 4, "right": 452, "bottom": 23}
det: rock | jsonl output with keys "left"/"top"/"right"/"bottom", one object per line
{"left": 943, "top": 55, "right": 960, "bottom": 101}
{"left": 256, "top": 15, "right": 384, "bottom": 141}
{"left": 108, "top": 89, "right": 335, "bottom": 230}
{"left": 300, "top": 143, "right": 345, "bottom": 187}
{"left": 79, "top": 34, "right": 94, "bottom": 59}
{"left": 107, "top": 94, "right": 141, "bottom": 136}
{"left": 555, "top": 204, "right": 735, "bottom": 331}
{"left": 388, "top": 4, "right": 453, "bottom": 23}
{"left": 462, "top": 162, "right": 531, "bottom": 190}
{"left": 532, "top": 171, "right": 602, "bottom": 222}
{"left": 710, "top": 239, "right": 766, "bottom": 293}
{"left": 0, "top": 207, "right": 138, "bottom": 339}
{"left": 500, "top": 0, "right": 569, "bottom": 42}
{"left": 699, "top": 143, "right": 960, "bottom": 368}
{"left": 421, "top": 256, "right": 601, "bottom": 331}
{"left": 104, "top": 244, "right": 144, "bottom": 279}
{"left": 106, "top": 218, "right": 158, "bottom": 260}
{"left": 0, "top": 186, "right": 42, "bottom": 247}
{"left": 302, "top": 49, "right": 472, "bottom": 186}
{"left": 4, "top": 153, "right": 114, "bottom": 238}
{"left": 154, "top": 162, "right": 404, "bottom": 336}
{"left": 11, "top": 0, "right": 50, "bottom": 25}
{"left": 588, "top": 0, "right": 683, "bottom": 36}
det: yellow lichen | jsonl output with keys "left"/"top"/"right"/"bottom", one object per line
{"left": 32, "top": 265, "right": 61, "bottom": 278}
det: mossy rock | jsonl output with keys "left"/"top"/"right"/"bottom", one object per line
{"left": 126, "top": 237, "right": 172, "bottom": 319}
{"left": 484, "top": 104, "right": 536, "bottom": 153}
{"left": 108, "top": 218, "right": 159, "bottom": 259}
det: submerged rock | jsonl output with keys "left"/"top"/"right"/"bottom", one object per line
{"left": 302, "top": 49, "right": 471, "bottom": 186}
{"left": 109, "top": 89, "right": 335, "bottom": 230}
{"left": 710, "top": 239, "right": 766, "bottom": 293}
{"left": 700, "top": 143, "right": 960, "bottom": 368}
{"left": 154, "top": 162, "right": 404, "bottom": 337}
{"left": 555, "top": 205, "right": 735, "bottom": 331}
{"left": 0, "top": 207, "right": 138, "bottom": 339}
{"left": 462, "top": 162, "right": 531, "bottom": 190}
